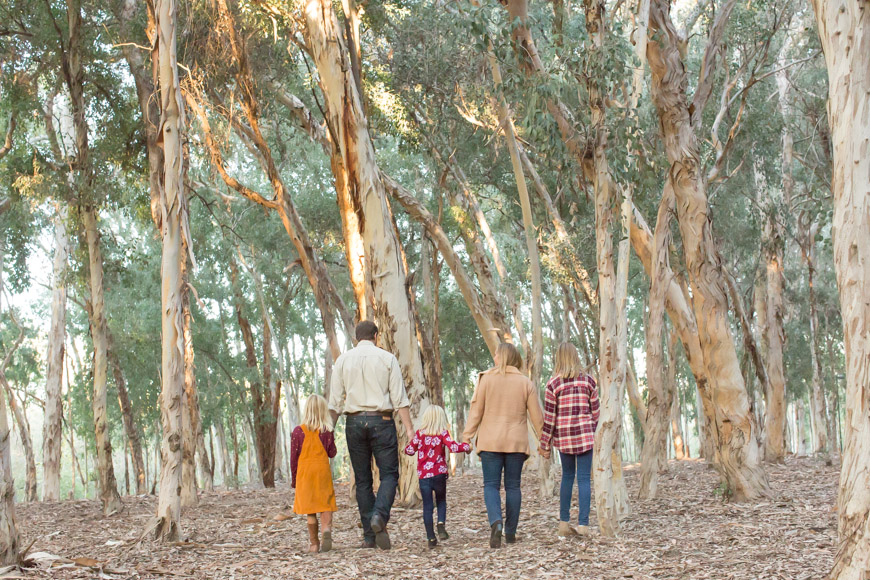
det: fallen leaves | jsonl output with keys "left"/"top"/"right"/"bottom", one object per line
{"left": 14, "top": 456, "right": 837, "bottom": 579}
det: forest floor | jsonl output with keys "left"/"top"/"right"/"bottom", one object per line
{"left": 14, "top": 456, "right": 837, "bottom": 580}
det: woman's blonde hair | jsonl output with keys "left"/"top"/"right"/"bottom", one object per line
{"left": 494, "top": 342, "right": 523, "bottom": 374}
{"left": 301, "top": 394, "right": 333, "bottom": 433}
{"left": 418, "top": 405, "right": 450, "bottom": 436}
{"left": 552, "top": 342, "right": 583, "bottom": 380}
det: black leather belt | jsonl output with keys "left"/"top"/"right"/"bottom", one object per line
{"left": 348, "top": 411, "right": 393, "bottom": 418}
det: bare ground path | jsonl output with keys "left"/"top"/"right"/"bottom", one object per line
{"left": 15, "top": 457, "right": 836, "bottom": 579}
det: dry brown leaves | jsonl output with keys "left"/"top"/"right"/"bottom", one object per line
{"left": 14, "top": 456, "right": 837, "bottom": 579}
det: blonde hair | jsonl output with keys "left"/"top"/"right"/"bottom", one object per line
{"left": 494, "top": 342, "right": 523, "bottom": 374}
{"left": 552, "top": 342, "right": 583, "bottom": 380}
{"left": 301, "top": 394, "right": 333, "bottom": 433}
{"left": 418, "top": 405, "right": 450, "bottom": 436}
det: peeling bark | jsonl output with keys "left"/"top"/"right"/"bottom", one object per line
{"left": 809, "top": 1, "right": 870, "bottom": 577}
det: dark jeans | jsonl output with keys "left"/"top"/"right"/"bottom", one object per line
{"left": 560, "top": 449, "right": 593, "bottom": 525}
{"left": 346, "top": 414, "right": 399, "bottom": 542}
{"left": 479, "top": 451, "right": 527, "bottom": 536}
{"left": 419, "top": 474, "right": 447, "bottom": 540}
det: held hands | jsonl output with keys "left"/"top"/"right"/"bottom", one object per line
{"left": 539, "top": 446, "right": 550, "bottom": 459}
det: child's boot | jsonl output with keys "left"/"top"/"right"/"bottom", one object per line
{"left": 321, "top": 529, "right": 332, "bottom": 552}
{"left": 307, "top": 519, "right": 320, "bottom": 553}
{"left": 428, "top": 537, "right": 438, "bottom": 549}
{"left": 558, "top": 521, "right": 579, "bottom": 537}
{"left": 437, "top": 522, "right": 449, "bottom": 541}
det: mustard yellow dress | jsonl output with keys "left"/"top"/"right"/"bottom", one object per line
{"left": 291, "top": 425, "right": 337, "bottom": 514}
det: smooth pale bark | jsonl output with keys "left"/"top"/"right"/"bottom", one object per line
{"left": 304, "top": 0, "right": 429, "bottom": 505}
{"left": 153, "top": 0, "right": 186, "bottom": 542}
{"left": 42, "top": 205, "right": 69, "bottom": 501}
{"left": 809, "top": 2, "right": 870, "bottom": 577}
{"left": 82, "top": 207, "right": 124, "bottom": 515}
{"left": 647, "top": 0, "right": 768, "bottom": 500}
{"left": 2, "top": 379, "right": 35, "bottom": 502}
{"left": 639, "top": 181, "right": 675, "bottom": 499}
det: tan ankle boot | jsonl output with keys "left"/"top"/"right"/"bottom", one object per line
{"left": 307, "top": 520, "right": 320, "bottom": 553}
{"left": 575, "top": 525, "right": 591, "bottom": 537}
{"left": 558, "top": 521, "right": 578, "bottom": 537}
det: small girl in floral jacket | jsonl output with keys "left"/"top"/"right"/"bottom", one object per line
{"left": 404, "top": 405, "right": 471, "bottom": 548}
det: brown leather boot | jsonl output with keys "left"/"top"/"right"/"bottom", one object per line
{"left": 307, "top": 519, "right": 320, "bottom": 553}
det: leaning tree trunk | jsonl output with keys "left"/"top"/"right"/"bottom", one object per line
{"left": 152, "top": 0, "right": 187, "bottom": 542}
{"left": 647, "top": 0, "right": 769, "bottom": 500}
{"left": 3, "top": 385, "right": 36, "bottom": 502}
{"left": 809, "top": 2, "right": 870, "bottom": 578}
{"left": 0, "top": 368, "right": 17, "bottom": 564}
{"left": 106, "top": 329, "right": 147, "bottom": 495}
{"left": 639, "top": 180, "right": 675, "bottom": 499}
{"left": 304, "top": 0, "right": 430, "bottom": 505}
{"left": 42, "top": 204, "right": 69, "bottom": 502}
{"left": 82, "top": 207, "right": 124, "bottom": 516}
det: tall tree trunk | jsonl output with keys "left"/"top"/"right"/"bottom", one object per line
{"left": 668, "top": 331, "right": 687, "bottom": 460}
{"left": 639, "top": 180, "right": 675, "bottom": 499}
{"left": 82, "top": 207, "right": 124, "bottom": 516}
{"left": 304, "top": 0, "right": 430, "bottom": 505}
{"left": 42, "top": 204, "right": 69, "bottom": 502}
{"left": 215, "top": 420, "right": 233, "bottom": 487}
{"left": 181, "top": 255, "right": 202, "bottom": 504}
{"left": 800, "top": 219, "right": 829, "bottom": 456}
{"left": 152, "top": 0, "right": 186, "bottom": 541}
{"left": 810, "top": 2, "right": 870, "bottom": 577}
{"left": 106, "top": 329, "right": 146, "bottom": 495}
{"left": 647, "top": 0, "right": 769, "bottom": 500}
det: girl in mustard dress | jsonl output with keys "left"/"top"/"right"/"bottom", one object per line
{"left": 290, "top": 394, "right": 337, "bottom": 553}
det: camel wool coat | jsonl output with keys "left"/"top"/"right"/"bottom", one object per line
{"left": 462, "top": 366, "right": 545, "bottom": 455}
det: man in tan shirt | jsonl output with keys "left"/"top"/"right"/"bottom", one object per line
{"left": 329, "top": 321, "right": 414, "bottom": 550}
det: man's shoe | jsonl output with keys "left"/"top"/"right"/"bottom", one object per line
{"left": 360, "top": 538, "right": 376, "bottom": 549}
{"left": 437, "top": 523, "right": 449, "bottom": 541}
{"left": 558, "top": 521, "right": 579, "bottom": 537}
{"left": 489, "top": 521, "right": 503, "bottom": 549}
{"left": 370, "top": 514, "right": 391, "bottom": 550}
{"left": 505, "top": 533, "right": 516, "bottom": 544}
{"left": 428, "top": 538, "right": 438, "bottom": 549}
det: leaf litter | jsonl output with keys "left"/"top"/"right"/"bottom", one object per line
{"left": 14, "top": 456, "right": 836, "bottom": 579}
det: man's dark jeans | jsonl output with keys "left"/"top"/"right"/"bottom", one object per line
{"left": 479, "top": 451, "right": 527, "bottom": 536}
{"left": 419, "top": 474, "right": 448, "bottom": 540}
{"left": 346, "top": 414, "right": 399, "bottom": 542}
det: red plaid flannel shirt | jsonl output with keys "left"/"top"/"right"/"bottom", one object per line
{"left": 539, "top": 374, "right": 600, "bottom": 455}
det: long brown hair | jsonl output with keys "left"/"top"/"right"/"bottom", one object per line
{"left": 494, "top": 342, "right": 523, "bottom": 374}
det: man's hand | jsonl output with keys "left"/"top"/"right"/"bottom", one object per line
{"left": 397, "top": 407, "right": 414, "bottom": 441}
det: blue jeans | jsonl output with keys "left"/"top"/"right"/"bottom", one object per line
{"left": 419, "top": 474, "right": 447, "bottom": 539}
{"left": 346, "top": 414, "right": 399, "bottom": 542}
{"left": 559, "top": 449, "right": 593, "bottom": 525}
{"left": 479, "top": 451, "right": 527, "bottom": 536}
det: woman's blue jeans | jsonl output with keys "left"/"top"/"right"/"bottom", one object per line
{"left": 559, "top": 449, "right": 593, "bottom": 525}
{"left": 479, "top": 451, "right": 527, "bottom": 535}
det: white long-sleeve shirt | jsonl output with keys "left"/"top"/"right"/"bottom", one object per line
{"left": 328, "top": 340, "right": 410, "bottom": 414}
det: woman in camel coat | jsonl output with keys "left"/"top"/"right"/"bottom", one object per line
{"left": 463, "top": 342, "right": 544, "bottom": 549}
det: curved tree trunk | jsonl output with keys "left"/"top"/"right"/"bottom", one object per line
{"left": 809, "top": 1, "right": 870, "bottom": 577}
{"left": 647, "top": 0, "right": 769, "bottom": 500}
{"left": 303, "top": 0, "right": 430, "bottom": 505}
{"left": 152, "top": 0, "right": 186, "bottom": 541}
{"left": 42, "top": 204, "right": 69, "bottom": 502}
{"left": 82, "top": 207, "right": 124, "bottom": 516}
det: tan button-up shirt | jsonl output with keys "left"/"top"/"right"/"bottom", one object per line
{"left": 328, "top": 340, "right": 410, "bottom": 414}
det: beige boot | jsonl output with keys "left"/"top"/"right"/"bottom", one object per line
{"left": 575, "top": 525, "right": 592, "bottom": 537}
{"left": 307, "top": 518, "right": 320, "bottom": 553}
{"left": 557, "top": 521, "right": 579, "bottom": 537}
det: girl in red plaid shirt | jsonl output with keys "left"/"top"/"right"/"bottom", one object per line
{"left": 539, "top": 343, "right": 599, "bottom": 537}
